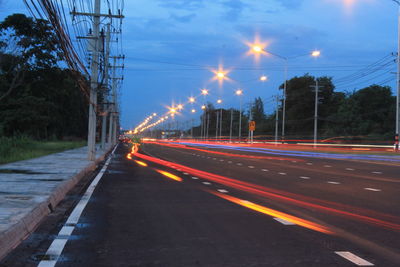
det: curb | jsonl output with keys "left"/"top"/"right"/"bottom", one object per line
{"left": 0, "top": 146, "right": 114, "bottom": 261}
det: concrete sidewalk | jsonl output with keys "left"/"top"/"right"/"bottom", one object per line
{"left": 0, "top": 145, "right": 114, "bottom": 260}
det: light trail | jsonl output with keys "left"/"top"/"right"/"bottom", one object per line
{"left": 132, "top": 152, "right": 400, "bottom": 231}
{"left": 134, "top": 160, "right": 148, "bottom": 167}
{"left": 155, "top": 169, "right": 183, "bottom": 182}
{"left": 209, "top": 191, "right": 334, "bottom": 235}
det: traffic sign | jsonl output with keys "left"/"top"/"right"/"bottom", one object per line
{"left": 249, "top": 121, "right": 256, "bottom": 131}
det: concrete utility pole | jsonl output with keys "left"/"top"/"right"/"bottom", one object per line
{"left": 109, "top": 56, "right": 124, "bottom": 146}
{"left": 101, "top": 24, "right": 111, "bottom": 150}
{"left": 219, "top": 108, "right": 222, "bottom": 138}
{"left": 311, "top": 79, "right": 323, "bottom": 148}
{"left": 86, "top": 0, "right": 101, "bottom": 161}
{"left": 71, "top": 0, "right": 124, "bottom": 160}
{"left": 215, "top": 110, "right": 219, "bottom": 138}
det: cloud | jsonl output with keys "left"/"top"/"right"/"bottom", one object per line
{"left": 170, "top": 13, "right": 196, "bottom": 23}
{"left": 275, "top": 0, "right": 304, "bottom": 9}
{"left": 157, "top": 0, "right": 204, "bottom": 11}
{"left": 221, "top": 0, "right": 248, "bottom": 22}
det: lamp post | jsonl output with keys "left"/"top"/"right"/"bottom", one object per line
{"left": 394, "top": 0, "right": 400, "bottom": 151}
{"left": 236, "top": 89, "right": 243, "bottom": 141}
{"left": 249, "top": 43, "right": 320, "bottom": 143}
{"left": 217, "top": 99, "right": 223, "bottom": 140}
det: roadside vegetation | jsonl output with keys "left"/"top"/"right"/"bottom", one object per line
{"left": 0, "top": 14, "right": 90, "bottom": 164}
{"left": 0, "top": 136, "right": 85, "bottom": 164}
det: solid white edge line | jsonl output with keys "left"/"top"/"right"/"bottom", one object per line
{"left": 335, "top": 251, "right": 374, "bottom": 266}
{"left": 38, "top": 145, "right": 117, "bottom": 267}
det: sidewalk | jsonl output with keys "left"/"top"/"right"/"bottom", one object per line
{"left": 0, "top": 145, "right": 113, "bottom": 260}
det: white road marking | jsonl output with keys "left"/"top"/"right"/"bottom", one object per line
{"left": 334, "top": 251, "right": 374, "bottom": 266}
{"left": 217, "top": 189, "right": 229, "bottom": 193}
{"left": 346, "top": 168, "right": 355, "bottom": 171}
{"left": 364, "top": 188, "right": 381, "bottom": 192}
{"left": 183, "top": 172, "right": 189, "bottom": 175}
{"left": 177, "top": 169, "right": 182, "bottom": 171}
{"left": 278, "top": 172, "right": 287, "bottom": 175}
{"left": 299, "top": 176, "right": 310, "bottom": 179}
{"left": 324, "top": 165, "right": 332, "bottom": 168}
{"left": 328, "top": 181, "right": 340, "bottom": 184}
{"left": 261, "top": 169, "right": 269, "bottom": 172}
{"left": 220, "top": 159, "right": 224, "bottom": 161}
{"left": 372, "top": 171, "right": 382, "bottom": 174}
{"left": 228, "top": 161, "right": 233, "bottom": 164}
{"left": 38, "top": 146, "right": 117, "bottom": 267}
{"left": 291, "top": 161, "right": 297, "bottom": 163}
{"left": 213, "top": 158, "right": 217, "bottom": 160}
{"left": 274, "top": 218, "right": 295, "bottom": 225}
{"left": 248, "top": 166, "right": 255, "bottom": 168}
{"left": 191, "top": 176, "right": 199, "bottom": 180}
{"left": 306, "top": 163, "right": 313, "bottom": 165}
{"left": 237, "top": 163, "right": 243, "bottom": 166}
{"left": 202, "top": 182, "right": 211, "bottom": 185}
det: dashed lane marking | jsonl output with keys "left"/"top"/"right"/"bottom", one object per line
{"left": 299, "top": 176, "right": 310, "bottom": 179}
{"left": 278, "top": 172, "right": 287, "bottom": 175}
{"left": 183, "top": 172, "right": 189, "bottom": 175}
{"left": 237, "top": 163, "right": 243, "bottom": 166}
{"left": 228, "top": 161, "right": 233, "bottom": 164}
{"left": 274, "top": 218, "right": 295, "bottom": 225}
{"left": 213, "top": 158, "right": 217, "bottom": 160}
{"left": 334, "top": 251, "right": 374, "bottom": 266}
{"left": 327, "top": 181, "right": 340, "bottom": 185}
{"left": 217, "top": 189, "right": 229, "bottom": 193}
{"left": 192, "top": 176, "right": 199, "bottom": 180}
{"left": 306, "top": 163, "right": 313, "bottom": 165}
{"left": 291, "top": 161, "right": 297, "bottom": 163}
{"left": 248, "top": 166, "right": 255, "bottom": 168}
{"left": 364, "top": 188, "right": 381, "bottom": 192}
{"left": 202, "top": 182, "right": 211, "bottom": 185}
{"left": 372, "top": 171, "right": 382, "bottom": 174}
{"left": 324, "top": 165, "right": 332, "bottom": 168}
{"left": 220, "top": 159, "right": 224, "bottom": 161}
{"left": 261, "top": 169, "right": 269, "bottom": 172}
{"left": 346, "top": 168, "right": 355, "bottom": 171}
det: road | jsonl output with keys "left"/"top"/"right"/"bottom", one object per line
{"left": 2, "top": 141, "right": 400, "bottom": 266}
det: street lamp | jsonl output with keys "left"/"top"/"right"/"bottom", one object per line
{"left": 249, "top": 43, "right": 320, "bottom": 142}
{"left": 236, "top": 89, "right": 243, "bottom": 141}
{"left": 393, "top": 0, "right": 400, "bottom": 150}
{"left": 189, "top": 97, "right": 195, "bottom": 103}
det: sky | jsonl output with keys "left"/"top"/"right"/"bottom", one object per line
{"left": 0, "top": 0, "right": 399, "bottom": 130}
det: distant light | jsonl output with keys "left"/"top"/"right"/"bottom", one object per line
{"left": 189, "top": 97, "right": 195, "bottom": 103}
{"left": 177, "top": 104, "right": 183, "bottom": 110}
{"left": 153, "top": 113, "right": 157, "bottom": 116}
{"left": 311, "top": 50, "right": 321, "bottom": 57}
{"left": 191, "top": 109, "right": 196, "bottom": 113}
{"left": 217, "top": 99, "right": 222, "bottom": 104}
{"left": 201, "top": 105, "right": 206, "bottom": 110}
{"left": 236, "top": 89, "right": 243, "bottom": 96}
{"left": 170, "top": 107, "right": 176, "bottom": 113}
{"left": 260, "top": 75, "right": 268, "bottom": 81}
{"left": 201, "top": 89, "right": 209, "bottom": 95}
{"left": 252, "top": 45, "right": 263, "bottom": 53}
{"left": 217, "top": 72, "right": 225, "bottom": 78}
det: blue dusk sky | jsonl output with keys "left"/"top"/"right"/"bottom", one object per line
{"left": 0, "top": 0, "right": 399, "bottom": 129}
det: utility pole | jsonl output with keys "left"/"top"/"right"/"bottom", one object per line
{"left": 71, "top": 1, "right": 124, "bottom": 160}
{"left": 238, "top": 97, "right": 242, "bottom": 141}
{"left": 219, "top": 108, "right": 222, "bottom": 139}
{"left": 311, "top": 79, "right": 323, "bottom": 148}
{"left": 109, "top": 56, "right": 124, "bottom": 146}
{"left": 215, "top": 110, "right": 219, "bottom": 139}
{"left": 275, "top": 95, "right": 279, "bottom": 144}
{"left": 101, "top": 24, "right": 110, "bottom": 150}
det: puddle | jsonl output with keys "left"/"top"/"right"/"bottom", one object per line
{"left": 0, "top": 169, "right": 51, "bottom": 175}
{"left": 37, "top": 178, "right": 64, "bottom": 182}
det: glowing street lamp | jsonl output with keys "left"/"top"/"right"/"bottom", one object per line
{"left": 235, "top": 89, "right": 243, "bottom": 140}
{"left": 260, "top": 75, "right": 268, "bottom": 82}
{"left": 201, "top": 89, "right": 209, "bottom": 96}
{"left": 191, "top": 109, "right": 196, "bottom": 113}
{"left": 235, "top": 89, "right": 243, "bottom": 96}
{"left": 177, "top": 104, "right": 183, "bottom": 110}
{"left": 189, "top": 97, "right": 195, "bottom": 103}
{"left": 311, "top": 50, "right": 321, "bottom": 57}
{"left": 217, "top": 99, "right": 222, "bottom": 104}
{"left": 201, "top": 105, "right": 206, "bottom": 110}
{"left": 170, "top": 107, "right": 176, "bottom": 114}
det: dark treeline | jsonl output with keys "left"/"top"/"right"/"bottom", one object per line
{"left": 0, "top": 14, "right": 88, "bottom": 140}
{"left": 184, "top": 74, "right": 395, "bottom": 142}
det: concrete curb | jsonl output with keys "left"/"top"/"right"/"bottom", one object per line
{"left": 0, "top": 146, "right": 114, "bottom": 261}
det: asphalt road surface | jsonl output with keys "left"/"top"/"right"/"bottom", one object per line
{"left": 2, "top": 141, "right": 400, "bottom": 266}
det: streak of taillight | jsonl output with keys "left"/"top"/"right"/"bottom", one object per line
{"left": 134, "top": 152, "right": 400, "bottom": 231}
{"left": 210, "top": 191, "right": 333, "bottom": 234}
{"left": 134, "top": 160, "right": 148, "bottom": 167}
{"left": 155, "top": 169, "right": 183, "bottom": 182}
{"left": 126, "top": 153, "right": 132, "bottom": 159}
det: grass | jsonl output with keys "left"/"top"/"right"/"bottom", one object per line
{"left": 0, "top": 136, "right": 86, "bottom": 165}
